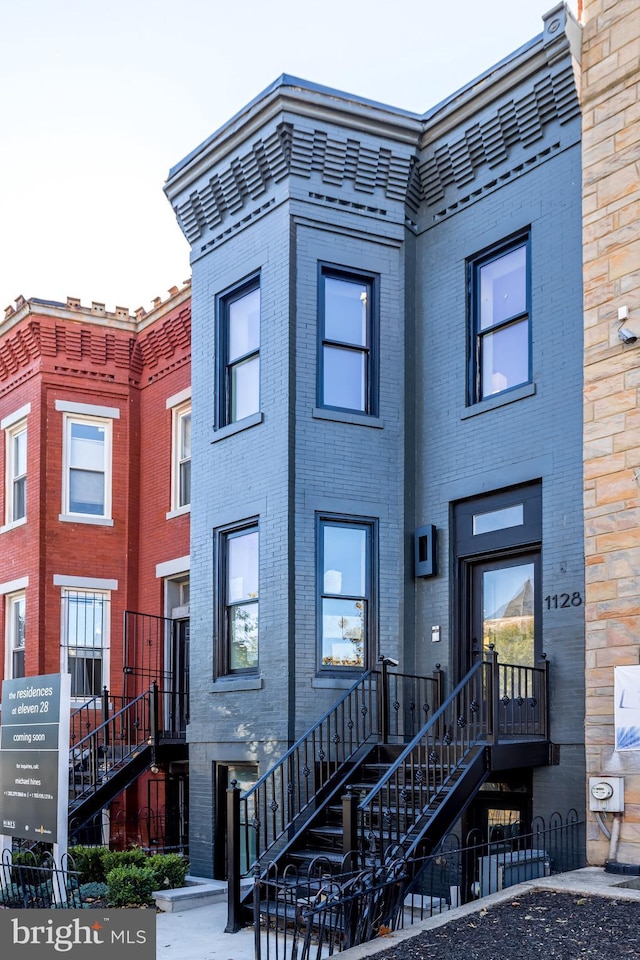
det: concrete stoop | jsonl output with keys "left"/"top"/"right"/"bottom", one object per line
{"left": 153, "top": 875, "right": 228, "bottom": 912}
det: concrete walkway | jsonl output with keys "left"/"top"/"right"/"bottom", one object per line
{"left": 156, "top": 868, "right": 640, "bottom": 960}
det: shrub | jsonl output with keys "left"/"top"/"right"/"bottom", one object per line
{"left": 11, "top": 850, "right": 42, "bottom": 868}
{"left": 147, "top": 854, "right": 188, "bottom": 890}
{"left": 106, "top": 865, "right": 155, "bottom": 907}
{"left": 102, "top": 848, "right": 147, "bottom": 877}
{"left": 79, "top": 881, "right": 109, "bottom": 902}
{"left": 69, "top": 846, "right": 109, "bottom": 884}
{"left": 0, "top": 882, "right": 39, "bottom": 908}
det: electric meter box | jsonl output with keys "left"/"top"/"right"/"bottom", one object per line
{"left": 589, "top": 776, "right": 624, "bottom": 812}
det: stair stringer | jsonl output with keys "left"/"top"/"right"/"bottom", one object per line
{"left": 394, "top": 744, "right": 489, "bottom": 862}
{"left": 243, "top": 742, "right": 384, "bottom": 883}
{"left": 69, "top": 744, "right": 154, "bottom": 838}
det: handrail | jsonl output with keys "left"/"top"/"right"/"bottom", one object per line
{"left": 69, "top": 689, "right": 127, "bottom": 750}
{"left": 357, "top": 659, "right": 486, "bottom": 812}
{"left": 69, "top": 685, "right": 158, "bottom": 808}
{"left": 356, "top": 653, "right": 549, "bottom": 864}
{"left": 234, "top": 665, "right": 443, "bottom": 878}
{"left": 238, "top": 670, "right": 379, "bottom": 874}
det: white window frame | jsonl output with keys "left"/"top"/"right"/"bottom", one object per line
{"left": 60, "top": 411, "right": 114, "bottom": 525}
{"left": 60, "top": 586, "right": 111, "bottom": 701}
{"left": 166, "top": 389, "right": 192, "bottom": 518}
{"left": 1, "top": 403, "right": 30, "bottom": 532}
{"left": 5, "top": 591, "right": 26, "bottom": 680}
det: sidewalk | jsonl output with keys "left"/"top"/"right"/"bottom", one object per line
{"left": 157, "top": 899, "right": 256, "bottom": 960}
{"left": 155, "top": 867, "right": 640, "bottom": 960}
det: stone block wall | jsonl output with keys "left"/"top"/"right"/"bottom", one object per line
{"left": 582, "top": 0, "right": 640, "bottom": 864}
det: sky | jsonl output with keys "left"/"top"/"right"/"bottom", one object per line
{"left": 0, "top": 0, "right": 578, "bottom": 315}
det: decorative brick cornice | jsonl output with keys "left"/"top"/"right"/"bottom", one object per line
{"left": 0, "top": 302, "right": 191, "bottom": 386}
{"left": 137, "top": 306, "right": 191, "bottom": 372}
{"left": 173, "top": 121, "right": 416, "bottom": 244}
{"left": 419, "top": 61, "right": 580, "bottom": 209}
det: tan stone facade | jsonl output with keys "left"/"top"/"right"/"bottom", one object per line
{"left": 582, "top": 0, "right": 640, "bottom": 864}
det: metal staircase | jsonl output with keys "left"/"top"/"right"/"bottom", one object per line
{"left": 67, "top": 611, "right": 190, "bottom": 842}
{"left": 225, "top": 649, "right": 551, "bottom": 930}
{"left": 68, "top": 686, "right": 158, "bottom": 839}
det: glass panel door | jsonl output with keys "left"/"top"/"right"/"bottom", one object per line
{"left": 474, "top": 559, "right": 536, "bottom": 666}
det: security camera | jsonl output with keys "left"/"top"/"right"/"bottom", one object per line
{"left": 618, "top": 327, "right": 638, "bottom": 344}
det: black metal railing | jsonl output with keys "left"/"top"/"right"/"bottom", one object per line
{"left": 123, "top": 610, "right": 189, "bottom": 738}
{"left": 254, "top": 810, "right": 584, "bottom": 959}
{"left": 0, "top": 849, "right": 85, "bottom": 909}
{"left": 70, "top": 689, "right": 126, "bottom": 753}
{"left": 69, "top": 685, "right": 158, "bottom": 809}
{"left": 355, "top": 651, "right": 548, "bottom": 864}
{"left": 232, "top": 662, "right": 443, "bottom": 878}
{"left": 227, "top": 650, "right": 548, "bottom": 933}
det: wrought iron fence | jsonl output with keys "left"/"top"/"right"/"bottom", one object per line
{"left": 0, "top": 850, "right": 85, "bottom": 909}
{"left": 253, "top": 809, "right": 584, "bottom": 960}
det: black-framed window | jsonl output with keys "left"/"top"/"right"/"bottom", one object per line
{"left": 218, "top": 277, "right": 260, "bottom": 426}
{"left": 318, "top": 266, "right": 376, "bottom": 414}
{"left": 469, "top": 234, "right": 530, "bottom": 403}
{"left": 317, "top": 516, "right": 375, "bottom": 671}
{"left": 219, "top": 523, "right": 259, "bottom": 674}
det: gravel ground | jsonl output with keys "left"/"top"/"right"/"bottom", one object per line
{"left": 377, "top": 890, "right": 640, "bottom": 959}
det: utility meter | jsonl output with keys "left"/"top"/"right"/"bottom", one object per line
{"left": 591, "top": 782, "right": 613, "bottom": 801}
{"left": 589, "top": 777, "right": 624, "bottom": 811}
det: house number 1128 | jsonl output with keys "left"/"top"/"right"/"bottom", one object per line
{"left": 544, "top": 593, "right": 582, "bottom": 609}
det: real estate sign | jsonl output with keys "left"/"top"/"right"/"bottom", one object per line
{"left": 0, "top": 674, "right": 70, "bottom": 844}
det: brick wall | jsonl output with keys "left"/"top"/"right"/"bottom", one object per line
{"left": 582, "top": 0, "right": 640, "bottom": 864}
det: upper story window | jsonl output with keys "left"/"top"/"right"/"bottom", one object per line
{"left": 219, "top": 523, "right": 259, "bottom": 675}
{"left": 7, "top": 423, "right": 26, "bottom": 524}
{"left": 218, "top": 278, "right": 260, "bottom": 427}
{"left": 176, "top": 407, "right": 191, "bottom": 508}
{"left": 6, "top": 592, "right": 25, "bottom": 679}
{"left": 318, "top": 267, "right": 376, "bottom": 414}
{"left": 469, "top": 235, "right": 530, "bottom": 403}
{"left": 56, "top": 400, "right": 119, "bottom": 525}
{"left": 1, "top": 403, "right": 30, "bottom": 530}
{"left": 65, "top": 417, "right": 111, "bottom": 517}
{"left": 318, "top": 516, "right": 375, "bottom": 672}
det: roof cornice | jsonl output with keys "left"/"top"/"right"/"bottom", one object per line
{"left": 164, "top": 76, "right": 423, "bottom": 202}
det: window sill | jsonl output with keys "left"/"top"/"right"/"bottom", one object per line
{"left": 0, "top": 517, "right": 27, "bottom": 534}
{"left": 312, "top": 408, "right": 383, "bottom": 429}
{"left": 209, "top": 676, "right": 264, "bottom": 692}
{"left": 312, "top": 676, "right": 362, "bottom": 690}
{"left": 58, "top": 514, "right": 114, "bottom": 526}
{"left": 212, "top": 411, "right": 263, "bottom": 443}
{"left": 166, "top": 505, "right": 191, "bottom": 520}
{"left": 461, "top": 382, "right": 536, "bottom": 419}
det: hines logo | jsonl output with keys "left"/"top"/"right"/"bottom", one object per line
{"left": 12, "top": 917, "right": 148, "bottom": 952}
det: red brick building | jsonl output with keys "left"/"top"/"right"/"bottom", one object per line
{"left": 0, "top": 284, "right": 191, "bottom": 849}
